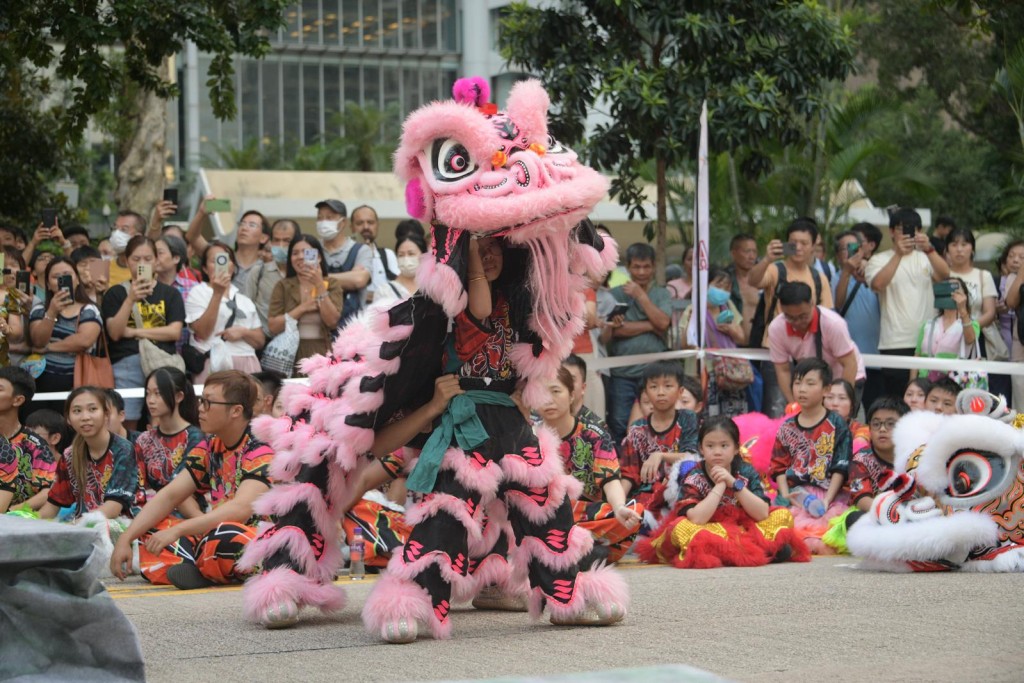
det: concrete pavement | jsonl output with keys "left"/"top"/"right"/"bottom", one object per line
{"left": 108, "top": 558, "right": 1024, "bottom": 683}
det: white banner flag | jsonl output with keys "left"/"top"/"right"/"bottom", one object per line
{"left": 687, "top": 101, "right": 710, "bottom": 349}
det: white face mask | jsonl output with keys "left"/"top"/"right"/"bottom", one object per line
{"left": 109, "top": 229, "right": 131, "bottom": 254}
{"left": 316, "top": 220, "right": 340, "bottom": 241}
{"left": 397, "top": 256, "right": 419, "bottom": 277}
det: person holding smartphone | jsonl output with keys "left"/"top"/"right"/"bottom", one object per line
{"left": 102, "top": 236, "right": 186, "bottom": 429}
{"left": 185, "top": 241, "right": 264, "bottom": 381}
{"left": 28, "top": 257, "right": 103, "bottom": 408}
{"left": 267, "top": 235, "right": 344, "bottom": 376}
{"left": 22, "top": 210, "right": 70, "bottom": 271}
{"left": 865, "top": 207, "right": 950, "bottom": 400}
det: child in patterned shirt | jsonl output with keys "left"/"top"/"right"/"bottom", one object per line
{"left": 848, "top": 397, "right": 909, "bottom": 515}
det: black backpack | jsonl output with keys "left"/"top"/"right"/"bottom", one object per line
{"left": 748, "top": 262, "right": 823, "bottom": 347}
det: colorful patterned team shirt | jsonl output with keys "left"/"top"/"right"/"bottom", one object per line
{"left": 620, "top": 409, "right": 700, "bottom": 491}
{"left": 47, "top": 434, "right": 138, "bottom": 516}
{"left": 770, "top": 410, "right": 852, "bottom": 488}
{"left": 443, "top": 294, "right": 515, "bottom": 380}
{"left": 848, "top": 445, "right": 894, "bottom": 504}
{"left": 135, "top": 425, "right": 205, "bottom": 491}
{"left": 0, "top": 428, "right": 53, "bottom": 506}
{"left": 184, "top": 427, "right": 273, "bottom": 523}
{"left": 678, "top": 461, "right": 770, "bottom": 513}
{"left": 559, "top": 418, "right": 621, "bottom": 503}
{"left": 577, "top": 405, "right": 608, "bottom": 432}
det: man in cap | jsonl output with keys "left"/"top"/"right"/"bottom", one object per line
{"left": 315, "top": 199, "right": 373, "bottom": 315}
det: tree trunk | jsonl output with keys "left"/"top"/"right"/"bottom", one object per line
{"left": 114, "top": 57, "right": 169, "bottom": 217}
{"left": 656, "top": 155, "right": 667, "bottom": 285}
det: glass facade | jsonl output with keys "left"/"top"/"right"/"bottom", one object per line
{"left": 185, "top": 0, "right": 461, "bottom": 170}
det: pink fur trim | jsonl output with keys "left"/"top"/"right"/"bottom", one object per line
{"left": 467, "top": 512, "right": 506, "bottom": 557}
{"left": 252, "top": 415, "right": 294, "bottom": 449}
{"left": 242, "top": 567, "right": 346, "bottom": 623}
{"left": 238, "top": 526, "right": 321, "bottom": 577}
{"left": 443, "top": 447, "right": 503, "bottom": 498}
{"left": 383, "top": 547, "right": 477, "bottom": 598}
{"left": 452, "top": 76, "right": 490, "bottom": 106}
{"left": 499, "top": 426, "right": 566, "bottom": 488}
{"left": 505, "top": 80, "right": 549, "bottom": 148}
{"left": 504, "top": 472, "right": 577, "bottom": 525}
{"left": 251, "top": 483, "right": 336, "bottom": 540}
{"left": 516, "top": 525, "right": 594, "bottom": 572}
{"left": 405, "top": 179, "right": 428, "bottom": 220}
{"left": 597, "top": 233, "right": 619, "bottom": 271}
{"left": 544, "top": 564, "right": 630, "bottom": 620}
{"left": 404, "top": 494, "right": 485, "bottom": 540}
{"left": 417, "top": 256, "right": 467, "bottom": 317}
{"left": 363, "top": 572, "right": 451, "bottom": 640}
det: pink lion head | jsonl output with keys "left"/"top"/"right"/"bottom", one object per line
{"left": 394, "top": 77, "right": 609, "bottom": 243}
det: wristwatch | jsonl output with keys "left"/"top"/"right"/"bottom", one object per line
{"left": 733, "top": 479, "right": 746, "bottom": 492}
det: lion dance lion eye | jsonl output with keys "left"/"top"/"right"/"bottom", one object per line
{"left": 946, "top": 450, "right": 997, "bottom": 498}
{"left": 429, "top": 138, "right": 477, "bottom": 182}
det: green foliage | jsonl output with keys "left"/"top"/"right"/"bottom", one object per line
{"left": 0, "top": 1, "right": 289, "bottom": 146}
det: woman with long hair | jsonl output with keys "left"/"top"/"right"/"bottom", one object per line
{"left": 38, "top": 386, "right": 137, "bottom": 520}
{"left": 267, "top": 234, "right": 344, "bottom": 375}
{"left": 28, "top": 256, "right": 103, "bottom": 405}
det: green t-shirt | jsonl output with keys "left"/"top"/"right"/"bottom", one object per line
{"left": 607, "top": 284, "right": 672, "bottom": 378}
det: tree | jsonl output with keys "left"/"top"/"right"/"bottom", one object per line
{"left": 500, "top": 0, "right": 855, "bottom": 279}
{"left": 0, "top": 1, "right": 288, "bottom": 216}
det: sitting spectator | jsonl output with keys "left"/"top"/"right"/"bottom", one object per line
{"left": 865, "top": 207, "right": 949, "bottom": 400}
{"left": 392, "top": 232, "right": 426, "bottom": 299}
{"left": 251, "top": 370, "right": 286, "bottom": 417}
{"left": 627, "top": 373, "right": 701, "bottom": 427}
{"left": 135, "top": 368, "right": 204, "bottom": 517}
{"left": 71, "top": 245, "right": 109, "bottom": 305}
{"left": 39, "top": 386, "right": 138, "bottom": 521}
{"left": 28, "top": 257, "right": 103, "bottom": 403}
{"left": 244, "top": 219, "right": 298, "bottom": 338}
{"left": 602, "top": 242, "right": 672, "bottom": 444}
{"left": 768, "top": 281, "right": 865, "bottom": 410}
{"left": 25, "top": 408, "right": 67, "bottom": 464}
{"left": 185, "top": 242, "right": 264, "bottom": 381}
{"left": 915, "top": 277, "right": 978, "bottom": 384}
{"left": 562, "top": 354, "right": 607, "bottom": 430}
{"left": 155, "top": 234, "right": 199, "bottom": 352}
{"left": 903, "top": 377, "right": 931, "bottom": 411}
{"left": 110, "top": 371, "right": 273, "bottom": 590}
{"left": 107, "top": 211, "right": 147, "bottom": 287}
{"left": 620, "top": 361, "right": 700, "bottom": 523}
{"left": 105, "top": 389, "right": 142, "bottom": 446}
{"left": 770, "top": 358, "right": 851, "bottom": 555}
{"left": 825, "top": 379, "right": 868, "bottom": 451}
{"left": 185, "top": 199, "right": 270, "bottom": 289}
{"left": 0, "top": 367, "right": 53, "bottom": 512}
{"left": 925, "top": 377, "right": 960, "bottom": 415}
{"left": 540, "top": 366, "right": 642, "bottom": 565}
{"left": 267, "top": 234, "right": 344, "bottom": 376}
{"left": 102, "top": 235, "right": 186, "bottom": 428}
{"left": 0, "top": 248, "right": 29, "bottom": 368}
{"left": 848, "top": 397, "right": 909, "bottom": 515}
{"left": 681, "top": 266, "right": 748, "bottom": 417}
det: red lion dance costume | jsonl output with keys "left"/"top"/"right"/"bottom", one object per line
{"left": 239, "top": 77, "right": 630, "bottom": 642}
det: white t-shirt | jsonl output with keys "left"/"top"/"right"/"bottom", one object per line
{"left": 366, "top": 244, "right": 400, "bottom": 303}
{"left": 951, "top": 267, "right": 997, "bottom": 321}
{"left": 184, "top": 282, "right": 261, "bottom": 356}
{"left": 864, "top": 250, "right": 936, "bottom": 350}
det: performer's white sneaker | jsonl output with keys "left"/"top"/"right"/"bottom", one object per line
{"left": 550, "top": 601, "right": 624, "bottom": 626}
{"left": 382, "top": 617, "right": 418, "bottom": 644}
{"left": 260, "top": 600, "right": 300, "bottom": 629}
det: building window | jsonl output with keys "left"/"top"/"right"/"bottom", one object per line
{"left": 241, "top": 60, "right": 261, "bottom": 148}
{"left": 344, "top": 65, "right": 361, "bottom": 107}
{"left": 304, "top": 63, "right": 322, "bottom": 144}
{"left": 363, "top": 0, "right": 381, "bottom": 48}
{"left": 401, "top": 0, "right": 419, "bottom": 49}
{"left": 302, "top": 0, "right": 321, "bottom": 44}
{"left": 440, "top": 0, "right": 456, "bottom": 51}
{"left": 364, "top": 64, "right": 381, "bottom": 110}
{"left": 324, "top": 64, "right": 341, "bottom": 139}
{"left": 263, "top": 60, "right": 282, "bottom": 148}
{"left": 382, "top": 0, "right": 399, "bottom": 48}
{"left": 342, "top": 0, "right": 361, "bottom": 47}
{"left": 323, "top": 0, "right": 341, "bottom": 44}
{"left": 422, "top": 0, "right": 438, "bottom": 50}
{"left": 283, "top": 62, "right": 301, "bottom": 150}
{"left": 283, "top": 3, "right": 301, "bottom": 44}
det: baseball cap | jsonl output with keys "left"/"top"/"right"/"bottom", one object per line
{"left": 315, "top": 199, "right": 347, "bottom": 217}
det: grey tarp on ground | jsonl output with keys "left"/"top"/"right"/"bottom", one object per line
{"left": 0, "top": 515, "right": 145, "bottom": 682}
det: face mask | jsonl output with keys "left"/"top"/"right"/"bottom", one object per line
{"left": 707, "top": 286, "right": 731, "bottom": 307}
{"left": 397, "top": 256, "right": 419, "bottom": 277}
{"left": 316, "top": 220, "right": 339, "bottom": 241}
{"left": 270, "top": 245, "right": 288, "bottom": 264}
{"left": 109, "top": 229, "right": 131, "bottom": 254}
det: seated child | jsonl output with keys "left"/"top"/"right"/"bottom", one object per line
{"left": 25, "top": 409, "right": 67, "bottom": 460}
{"left": 105, "top": 389, "right": 141, "bottom": 446}
{"left": 825, "top": 379, "right": 868, "bottom": 452}
{"left": 638, "top": 416, "right": 808, "bottom": 568}
{"left": 769, "top": 358, "right": 852, "bottom": 555}
{"left": 848, "top": 397, "right": 909, "bottom": 516}
{"left": 540, "top": 367, "right": 643, "bottom": 565}
{"left": 625, "top": 374, "right": 702, "bottom": 427}
{"left": 0, "top": 368, "right": 56, "bottom": 513}
{"left": 925, "top": 377, "right": 960, "bottom": 415}
{"left": 903, "top": 378, "right": 931, "bottom": 412}
{"left": 620, "top": 361, "right": 700, "bottom": 526}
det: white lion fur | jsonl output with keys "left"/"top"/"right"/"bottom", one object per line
{"left": 846, "top": 509, "right": 999, "bottom": 566}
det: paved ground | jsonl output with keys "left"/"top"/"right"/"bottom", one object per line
{"left": 108, "top": 557, "right": 1024, "bottom": 683}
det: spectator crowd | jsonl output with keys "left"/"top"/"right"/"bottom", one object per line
{"left": 2, "top": 202, "right": 1015, "bottom": 590}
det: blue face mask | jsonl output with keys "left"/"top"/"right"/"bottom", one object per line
{"left": 707, "top": 286, "right": 731, "bottom": 306}
{"left": 270, "top": 245, "right": 288, "bottom": 264}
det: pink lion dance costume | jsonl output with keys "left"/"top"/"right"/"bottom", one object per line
{"left": 239, "top": 77, "right": 630, "bottom": 641}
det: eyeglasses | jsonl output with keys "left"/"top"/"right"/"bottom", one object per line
{"left": 198, "top": 397, "right": 240, "bottom": 411}
{"left": 238, "top": 220, "right": 262, "bottom": 230}
{"left": 869, "top": 419, "right": 899, "bottom": 431}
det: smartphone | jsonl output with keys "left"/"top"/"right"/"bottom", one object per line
{"left": 214, "top": 252, "right": 230, "bottom": 278}
{"left": 935, "top": 296, "right": 957, "bottom": 311}
{"left": 716, "top": 309, "right": 735, "bottom": 325}
{"left": 0, "top": 253, "right": 6, "bottom": 273}
{"left": 609, "top": 302, "right": 630, "bottom": 318}
{"left": 15, "top": 271, "right": 31, "bottom": 296}
{"left": 902, "top": 224, "right": 916, "bottom": 238}
{"left": 163, "top": 188, "right": 179, "bottom": 205}
{"left": 137, "top": 263, "right": 153, "bottom": 282}
{"left": 303, "top": 248, "right": 318, "bottom": 264}
{"left": 206, "top": 198, "right": 231, "bottom": 212}
{"left": 846, "top": 241, "right": 861, "bottom": 257}
{"left": 56, "top": 273, "right": 74, "bottom": 300}
{"left": 40, "top": 208, "right": 57, "bottom": 228}
{"left": 89, "top": 258, "right": 110, "bottom": 285}
{"left": 782, "top": 242, "right": 797, "bottom": 257}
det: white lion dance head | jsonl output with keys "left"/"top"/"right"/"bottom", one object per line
{"left": 847, "top": 390, "right": 1024, "bottom": 572}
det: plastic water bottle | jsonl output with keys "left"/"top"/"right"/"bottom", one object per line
{"left": 349, "top": 528, "right": 365, "bottom": 581}
{"left": 789, "top": 487, "right": 826, "bottom": 518}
